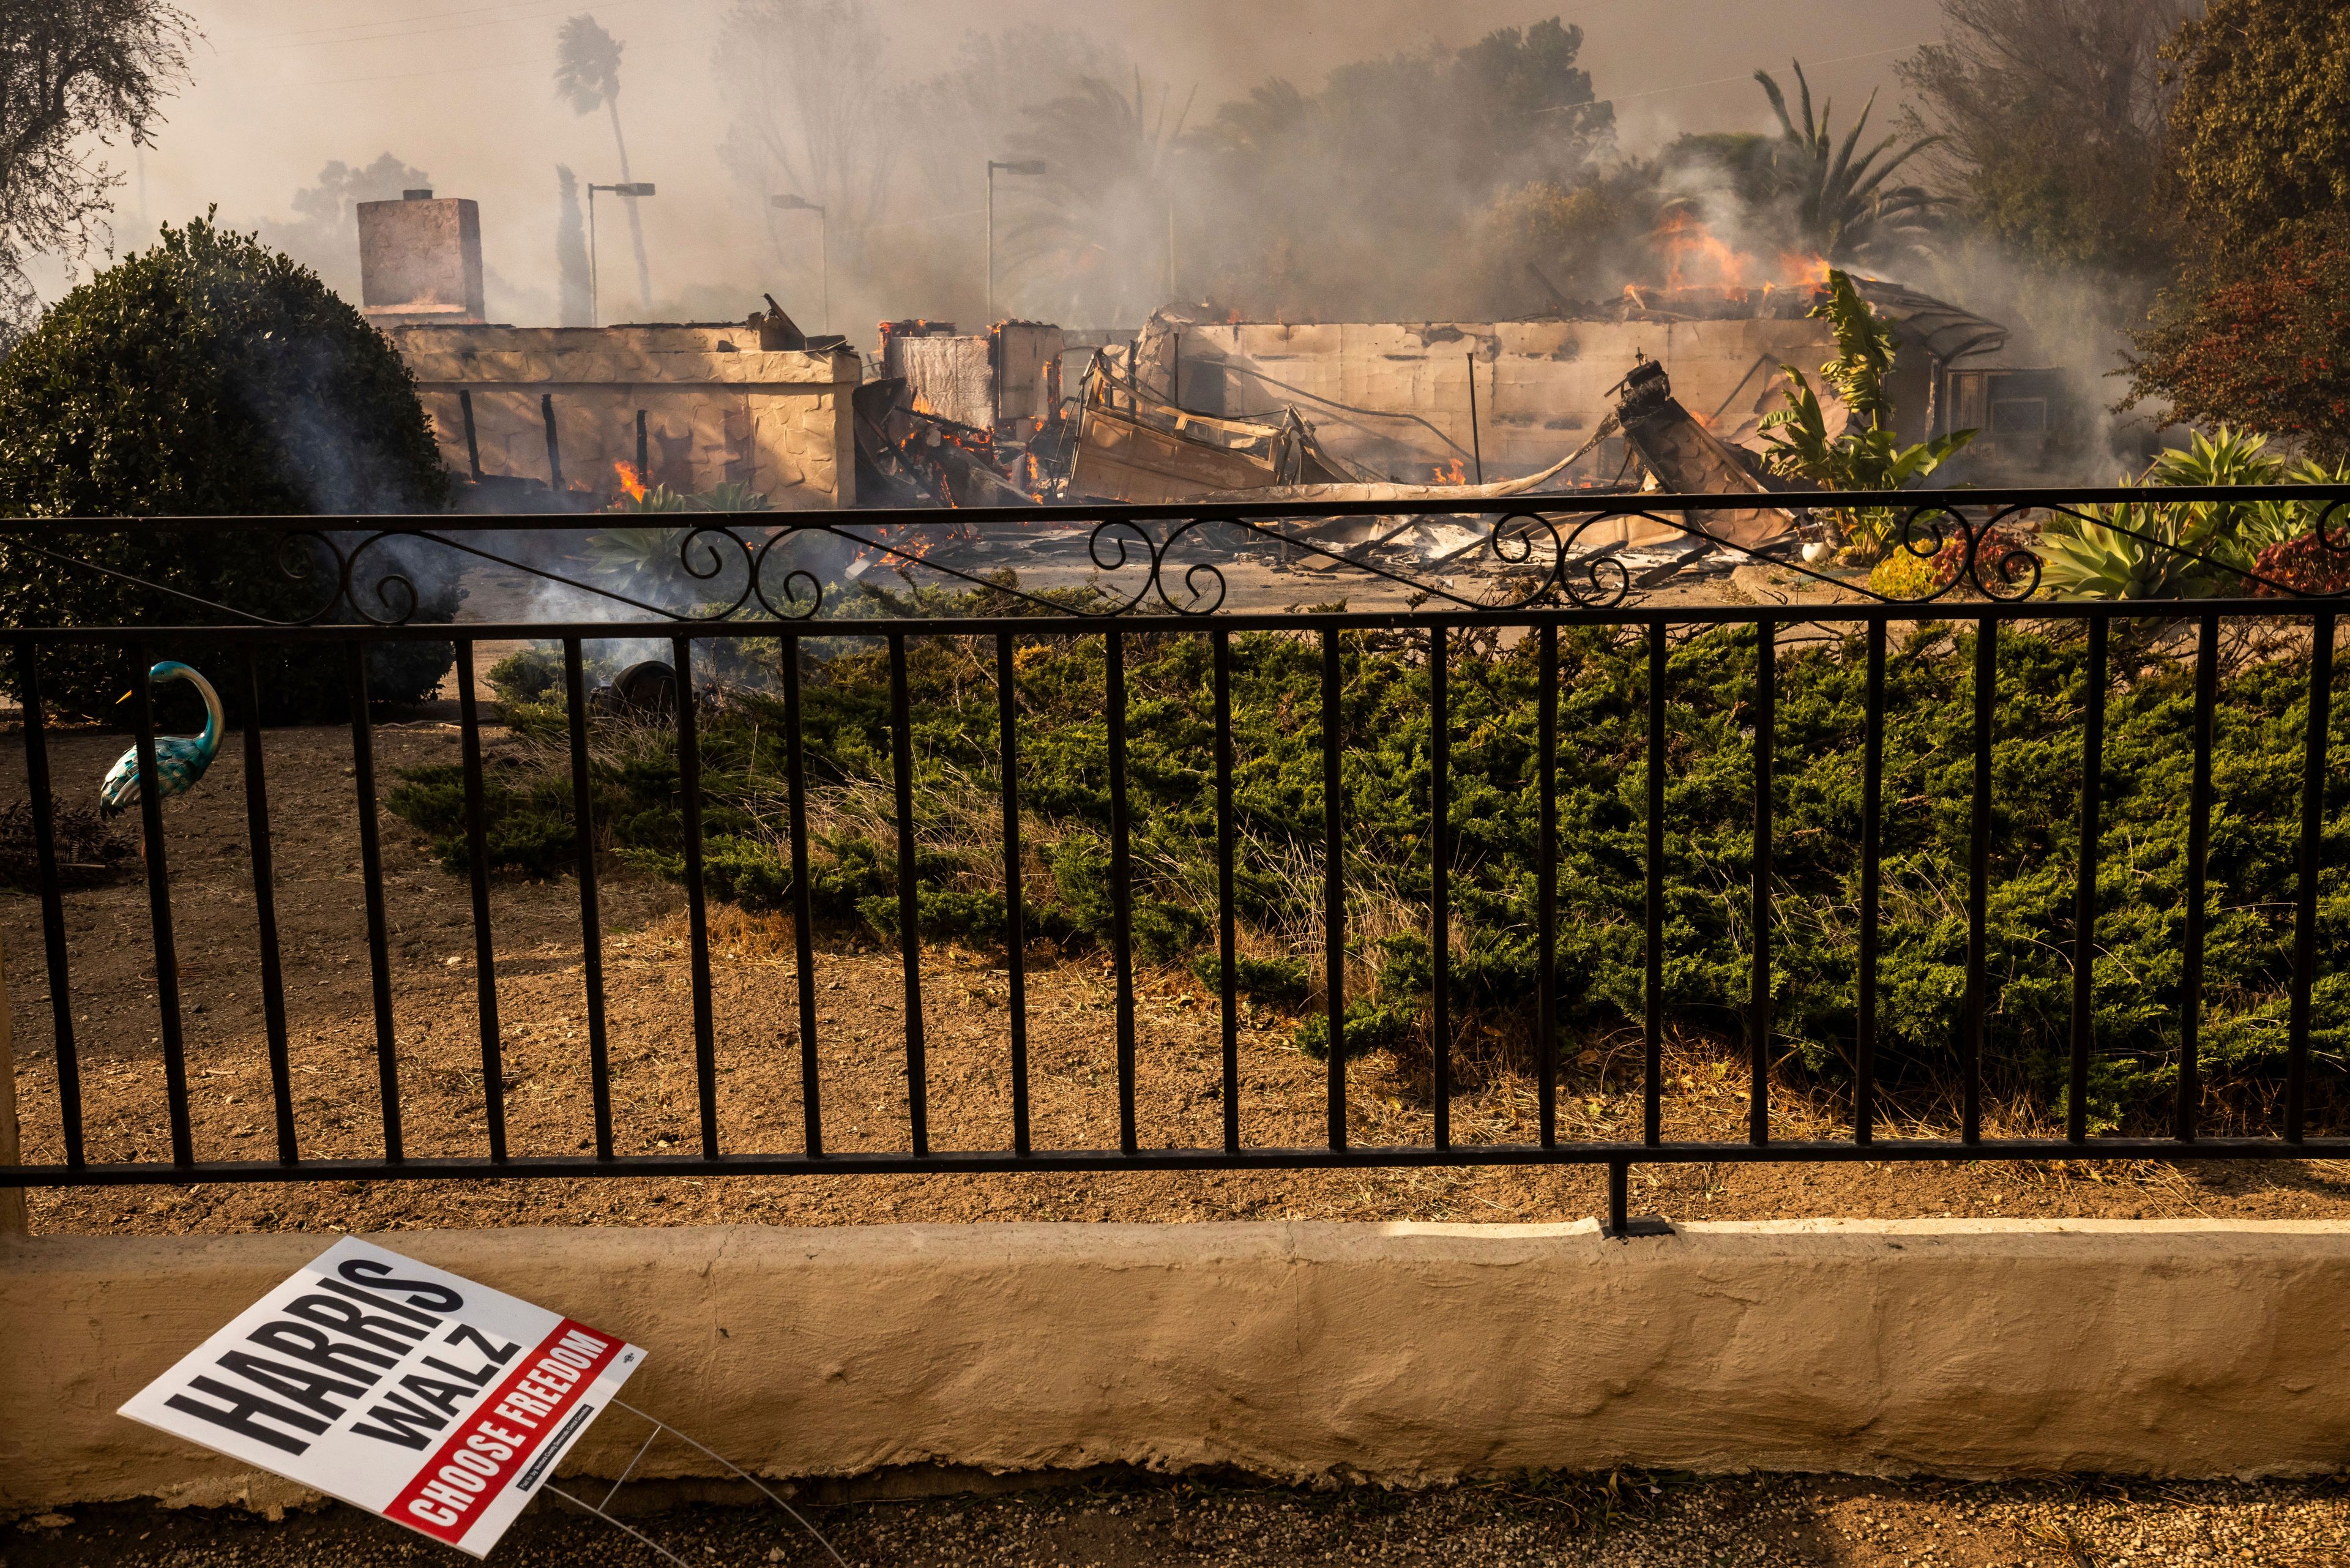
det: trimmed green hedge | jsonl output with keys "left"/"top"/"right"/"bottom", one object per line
{"left": 0, "top": 218, "right": 455, "bottom": 722}
{"left": 392, "top": 617, "right": 2350, "bottom": 1130}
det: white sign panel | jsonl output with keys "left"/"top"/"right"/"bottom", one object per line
{"left": 120, "top": 1237, "right": 644, "bottom": 1558}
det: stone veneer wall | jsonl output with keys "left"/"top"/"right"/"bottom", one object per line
{"left": 390, "top": 326, "right": 861, "bottom": 508}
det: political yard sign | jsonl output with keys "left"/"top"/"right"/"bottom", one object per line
{"left": 120, "top": 1237, "right": 645, "bottom": 1558}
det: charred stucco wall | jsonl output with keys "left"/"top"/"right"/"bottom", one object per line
{"left": 1170, "top": 320, "right": 1837, "bottom": 485}
{"left": 7, "top": 1219, "right": 2349, "bottom": 1515}
{"left": 886, "top": 324, "right": 1065, "bottom": 431}
{"left": 391, "top": 327, "right": 860, "bottom": 508}
{"left": 892, "top": 335, "right": 994, "bottom": 429}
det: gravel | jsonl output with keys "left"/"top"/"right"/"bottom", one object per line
{"left": 12, "top": 1471, "right": 2350, "bottom": 1567}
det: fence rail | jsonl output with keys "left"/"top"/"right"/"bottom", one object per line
{"left": 3, "top": 493, "right": 2347, "bottom": 1235}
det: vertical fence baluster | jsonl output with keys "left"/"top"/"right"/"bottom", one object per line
{"left": 130, "top": 651, "right": 192, "bottom": 1167}
{"left": 347, "top": 645, "right": 401, "bottom": 1160}
{"left": 997, "top": 632, "right": 1031, "bottom": 1157}
{"left": 562, "top": 639, "right": 614, "bottom": 1160}
{"left": 239, "top": 650, "right": 296, "bottom": 1163}
{"left": 1214, "top": 629, "right": 1240, "bottom": 1155}
{"left": 1748, "top": 621, "right": 1774, "bottom": 1146}
{"left": 2288, "top": 613, "right": 2335, "bottom": 1144}
{"left": 1537, "top": 623, "right": 1558, "bottom": 1149}
{"left": 456, "top": 643, "right": 507, "bottom": 1163}
{"left": 2180, "top": 614, "right": 2218, "bottom": 1144}
{"left": 1856, "top": 620, "right": 1884, "bottom": 1146}
{"left": 674, "top": 635, "right": 718, "bottom": 1159}
{"left": 1322, "top": 628, "right": 1346, "bottom": 1151}
{"left": 1965, "top": 618, "right": 1995, "bottom": 1146}
{"left": 886, "top": 633, "right": 927, "bottom": 1155}
{"left": 1430, "top": 626, "right": 1452, "bottom": 1152}
{"left": 18, "top": 647, "right": 83, "bottom": 1166}
{"left": 1644, "top": 621, "right": 1666, "bottom": 1149}
{"left": 781, "top": 634, "right": 821, "bottom": 1159}
{"left": 2067, "top": 614, "right": 2108, "bottom": 1145}
{"left": 1108, "top": 630, "right": 1136, "bottom": 1155}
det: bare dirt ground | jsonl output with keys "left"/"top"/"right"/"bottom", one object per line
{"left": 7, "top": 717, "right": 2348, "bottom": 1238}
{"left": 10, "top": 1471, "right": 2349, "bottom": 1567}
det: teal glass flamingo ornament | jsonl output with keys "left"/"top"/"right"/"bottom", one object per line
{"left": 99, "top": 661, "right": 225, "bottom": 818}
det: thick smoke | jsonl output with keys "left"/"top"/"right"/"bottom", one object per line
{"left": 253, "top": 152, "right": 428, "bottom": 299}
{"left": 214, "top": 7, "right": 2169, "bottom": 482}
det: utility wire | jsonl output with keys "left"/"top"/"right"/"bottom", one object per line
{"left": 218, "top": 0, "right": 667, "bottom": 50}
{"left": 286, "top": 25, "right": 711, "bottom": 87}
{"left": 1611, "top": 43, "right": 1922, "bottom": 103}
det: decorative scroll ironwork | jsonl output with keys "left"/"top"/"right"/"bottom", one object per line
{"left": 4, "top": 485, "right": 2348, "bottom": 630}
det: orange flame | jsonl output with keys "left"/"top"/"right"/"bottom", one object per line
{"left": 1778, "top": 251, "right": 1833, "bottom": 288}
{"left": 613, "top": 460, "right": 648, "bottom": 503}
{"left": 1655, "top": 211, "right": 1748, "bottom": 292}
{"left": 1630, "top": 215, "right": 1830, "bottom": 304}
{"left": 1430, "top": 458, "right": 1468, "bottom": 485}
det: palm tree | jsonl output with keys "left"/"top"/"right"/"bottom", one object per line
{"left": 1753, "top": 60, "right": 1942, "bottom": 267}
{"left": 1002, "top": 72, "right": 1195, "bottom": 324}
{"left": 554, "top": 15, "right": 651, "bottom": 313}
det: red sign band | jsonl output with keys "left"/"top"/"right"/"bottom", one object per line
{"left": 387, "top": 1317, "right": 622, "bottom": 1545}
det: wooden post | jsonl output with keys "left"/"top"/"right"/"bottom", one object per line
{"left": 542, "top": 393, "right": 565, "bottom": 493}
{"left": 1466, "top": 349, "right": 1484, "bottom": 485}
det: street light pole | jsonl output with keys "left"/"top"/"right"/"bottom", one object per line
{"left": 587, "top": 181, "right": 657, "bottom": 327}
{"left": 1162, "top": 147, "right": 1188, "bottom": 307}
{"left": 770, "top": 194, "right": 828, "bottom": 333}
{"left": 985, "top": 159, "right": 1046, "bottom": 325}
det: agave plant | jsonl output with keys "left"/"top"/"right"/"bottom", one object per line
{"left": 580, "top": 481, "right": 773, "bottom": 601}
{"left": 2034, "top": 498, "right": 2236, "bottom": 600}
{"left": 2143, "top": 427, "right": 2344, "bottom": 559}
{"left": 2037, "top": 427, "right": 2350, "bottom": 600}
{"left": 694, "top": 479, "right": 772, "bottom": 514}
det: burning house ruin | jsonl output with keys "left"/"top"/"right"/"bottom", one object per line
{"left": 352, "top": 189, "right": 2079, "bottom": 537}
{"left": 360, "top": 192, "right": 862, "bottom": 509}
{"left": 1092, "top": 278, "right": 2029, "bottom": 495}
{"left": 397, "top": 323, "right": 862, "bottom": 509}
{"left": 838, "top": 241, "right": 2077, "bottom": 531}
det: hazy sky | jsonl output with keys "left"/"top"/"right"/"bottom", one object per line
{"left": 103, "top": 0, "right": 1952, "bottom": 323}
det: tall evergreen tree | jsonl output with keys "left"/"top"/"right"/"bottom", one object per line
{"left": 554, "top": 165, "right": 591, "bottom": 326}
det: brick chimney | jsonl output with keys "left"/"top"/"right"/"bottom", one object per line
{"left": 356, "top": 191, "right": 485, "bottom": 326}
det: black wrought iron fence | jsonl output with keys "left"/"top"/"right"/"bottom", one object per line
{"left": 2, "top": 489, "right": 2346, "bottom": 1236}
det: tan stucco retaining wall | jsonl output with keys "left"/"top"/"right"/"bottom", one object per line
{"left": 6, "top": 1219, "right": 2347, "bottom": 1513}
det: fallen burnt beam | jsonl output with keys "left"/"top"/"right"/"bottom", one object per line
{"left": 1611, "top": 354, "right": 1804, "bottom": 558}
